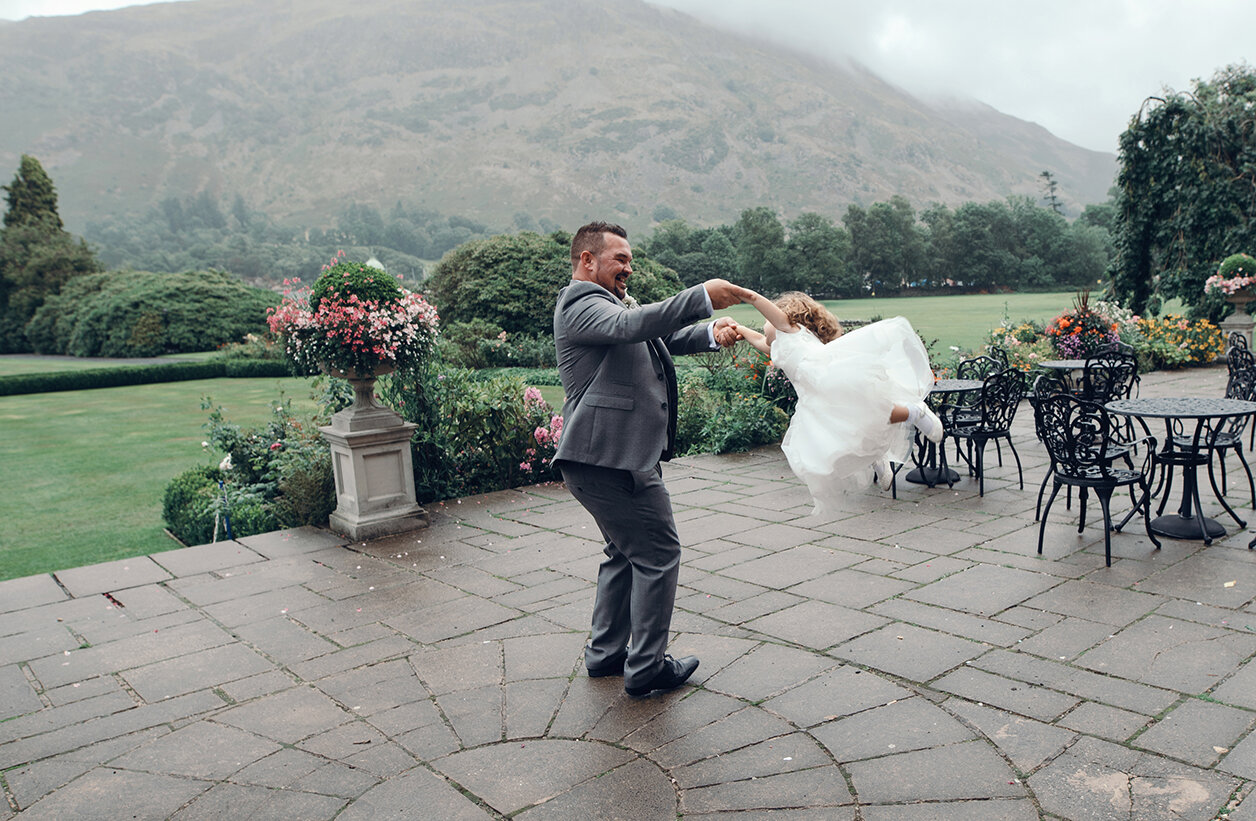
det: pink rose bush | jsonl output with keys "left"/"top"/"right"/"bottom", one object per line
{"left": 519, "top": 386, "right": 563, "bottom": 474}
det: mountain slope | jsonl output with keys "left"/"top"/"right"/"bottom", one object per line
{"left": 0, "top": 0, "right": 1115, "bottom": 232}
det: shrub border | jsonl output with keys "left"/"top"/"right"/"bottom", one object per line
{"left": 0, "top": 359, "right": 293, "bottom": 396}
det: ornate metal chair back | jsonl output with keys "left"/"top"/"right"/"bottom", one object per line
{"left": 1228, "top": 345, "right": 1256, "bottom": 377}
{"left": 976, "top": 368, "right": 1027, "bottom": 432}
{"left": 1081, "top": 352, "right": 1138, "bottom": 404}
{"left": 956, "top": 355, "right": 1001, "bottom": 381}
{"left": 1097, "top": 340, "right": 1135, "bottom": 356}
{"left": 1219, "top": 366, "right": 1256, "bottom": 438}
{"left": 1029, "top": 372, "right": 1069, "bottom": 412}
{"left": 1034, "top": 394, "right": 1117, "bottom": 480}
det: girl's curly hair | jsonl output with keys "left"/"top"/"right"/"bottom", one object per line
{"left": 775, "top": 291, "right": 843, "bottom": 343}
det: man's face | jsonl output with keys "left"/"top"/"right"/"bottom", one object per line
{"left": 583, "top": 233, "right": 633, "bottom": 299}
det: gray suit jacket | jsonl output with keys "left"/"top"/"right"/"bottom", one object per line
{"left": 553, "top": 280, "right": 716, "bottom": 472}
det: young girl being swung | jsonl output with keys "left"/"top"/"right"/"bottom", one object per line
{"left": 733, "top": 290, "right": 942, "bottom": 511}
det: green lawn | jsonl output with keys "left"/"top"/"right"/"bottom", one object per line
{"left": 720, "top": 291, "right": 1186, "bottom": 354}
{"left": 0, "top": 376, "right": 319, "bottom": 581}
{"left": 718, "top": 291, "right": 1078, "bottom": 353}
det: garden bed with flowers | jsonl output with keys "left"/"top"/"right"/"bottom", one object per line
{"left": 984, "top": 294, "right": 1223, "bottom": 374}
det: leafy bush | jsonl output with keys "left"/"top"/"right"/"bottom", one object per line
{"left": 214, "top": 333, "right": 288, "bottom": 361}
{"left": 435, "top": 319, "right": 555, "bottom": 369}
{"left": 271, "top": 442, "right": 336, "bottom": 527}
{"left": 221, "top": 359, "right": 292, "bottom": 378}
{"left": 437, "top": 318, "right": 503, "bottom": 368}
{"left": 163, "top": 397, "right": 334, "bottom": 544}
{"left": 309, "top": 258, "right": 403, "bottom": 311}
{"left": 162, "top": 465, "right": 224, "bottom": 545}
{"left": 26, "top": 268, "right": 277, "bottom": 357}
{"left": 476, "top": 366, "right": 561, "bottom": 386}
{"left": 700, "top": 394, "right": 790, "bottom": 454}
{"left": 676, "top": 376, "right": 717, "bottom": 455}
{"left": 425, "top": 230, "right": 684, "bottom": 335}
{"left": 378, "top": 365, "right": 563, "bottom": 501}
{"left": 675, "top": 370, "right": 789, "bottom": 455}
{"left": 203, "top": 398, "right": 303, "bottom": 488}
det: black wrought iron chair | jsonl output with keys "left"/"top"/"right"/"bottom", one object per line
{"left": 1226, "top": 343, "right": 1256, "bottom": 447}
{"left": 1229, "top": 345, "right": 1256, "bottom": 376}
{"left": 945, "top": 354, "right": 1004, "bottom": 459}
{"left": 1182, "top": 366, "right": 1256, "bottom": 511}
{"left": 1033, "top": 393, "right": 1160, "bottom": 566}
{"left": 1098, "top": 340, "right": 1136, "bottom": 356}
{"left": 1032, "top": 372, "right": 1070, "bottom": 518}
{"left": 946, "top": 367, "right": 1027, "bottom": 496}
{"left": 1228, "top": 330, "right": 1250, "bottom": 352}
{"left": 1080, "top": 349, "right": 1139, "bottom": 404}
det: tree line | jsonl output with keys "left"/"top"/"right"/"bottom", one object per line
{"left": 81, "top": 186, "right": 1115, "bottom": 300}
{"left": 645, "top": 194, "right": 1114, "bottom": 299}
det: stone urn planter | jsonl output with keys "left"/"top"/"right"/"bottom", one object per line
{"left": 319, "top": 363, "right": 428, "bottom": 540}
{"left": 1221, "top": 290, "right": 1256, "bottom": 352}
{"left": 267, "top": 257, "right": 438, "bottom": 541}
{"left": 1209, "top": 254, "right": 1256, "bottom": 351}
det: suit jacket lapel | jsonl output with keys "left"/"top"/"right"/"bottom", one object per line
{"left": 648, "top": 338, "right": 680, "bottom": 460}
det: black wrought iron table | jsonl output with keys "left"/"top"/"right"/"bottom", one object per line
{"left": 1106, "top": 397, "right": 1256, "bottom": 543}
{"left": 904, "top": 378, "right": 982, "bottom": 487}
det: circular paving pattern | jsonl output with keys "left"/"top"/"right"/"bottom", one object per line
{"left": 334, "top": 633, "right": 1035, "bottom": 819}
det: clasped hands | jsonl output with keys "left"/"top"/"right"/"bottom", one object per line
{"left": 704, "top": 278, "right": 757, "bottom": 349}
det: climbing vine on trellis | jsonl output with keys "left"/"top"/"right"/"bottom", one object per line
{"left": 1111, "top": 63, "right": 1256, "bottom": 319}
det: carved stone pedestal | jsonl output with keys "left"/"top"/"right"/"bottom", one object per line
{"left": 1222, "top": 292, "right": 1256, "bottom": 353}
{"left": 319, "top": 373, "right": 427, "bottom": 541}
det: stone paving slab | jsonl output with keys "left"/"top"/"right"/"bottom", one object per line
{"left": 7, "top": 364, "right": 1256, "bottom": 819}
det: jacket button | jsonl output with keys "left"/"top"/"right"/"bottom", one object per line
{"left": 658, "top": 373, "right": 664, "bottom": 381}
{"left": 661, "top": 402, "right": 668, "bottom": 410}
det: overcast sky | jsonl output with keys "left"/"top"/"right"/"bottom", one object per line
{"left": 2, "top": 0, "right": 1252, "bottom": 154}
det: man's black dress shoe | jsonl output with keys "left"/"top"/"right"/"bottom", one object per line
{"left": 625, "top": 654, "right": 700, "bottom": 697}
{"left": 586, "top": 652, "right": 627, "bottom": 678}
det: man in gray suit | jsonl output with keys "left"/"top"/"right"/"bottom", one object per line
{"left": 553, "top": 221, "right": 750, "bottom": 697}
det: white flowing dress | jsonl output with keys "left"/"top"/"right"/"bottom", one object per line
{"left": 771, "top": 316, "right": 934, "bottom": 513}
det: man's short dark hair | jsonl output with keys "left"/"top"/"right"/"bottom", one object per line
{"left": 571, "top": 221, "right": 628, "bottom": 267}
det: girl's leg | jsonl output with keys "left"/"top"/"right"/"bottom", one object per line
{"left": 892, "top": 402, "right": 944, "bottom": 443}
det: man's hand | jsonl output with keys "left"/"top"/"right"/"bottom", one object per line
{"left": 704, "top": 279, "right": 754, "bottom": 310}
{"left": 712, "top": 316, "right": 741, "bottom": 348}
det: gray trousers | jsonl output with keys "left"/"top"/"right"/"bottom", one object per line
{"left": 558, "top": 461, "right": 681, "bottom": 689}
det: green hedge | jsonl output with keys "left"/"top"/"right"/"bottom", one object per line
{"left": 0, "top": 359, "right": 292, "bottom": 396}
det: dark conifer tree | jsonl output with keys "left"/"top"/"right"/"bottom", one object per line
{"left": 0, "top": 155, "right": 100, "bottom": 352}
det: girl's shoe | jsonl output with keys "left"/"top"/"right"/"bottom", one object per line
{"left": 915, "top": 404, "right": 945, "bottom": 444}
{"left": 874, "top": 458, "right": 894, "bottom": 491}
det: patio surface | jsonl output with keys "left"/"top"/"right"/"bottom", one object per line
{"left": 5, "top": 364, "right": 1256, "bottom": 819}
